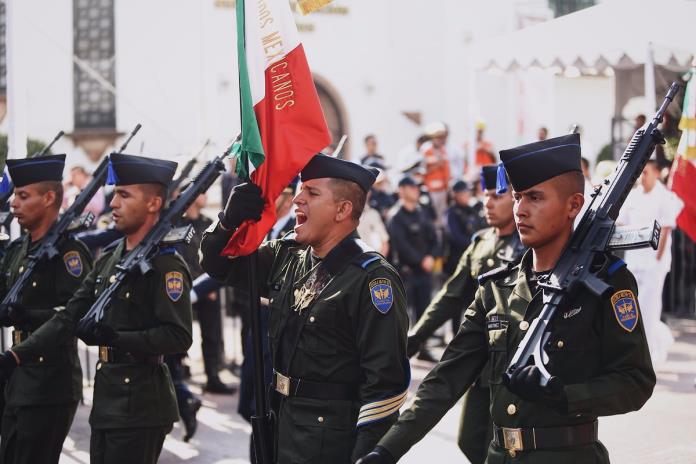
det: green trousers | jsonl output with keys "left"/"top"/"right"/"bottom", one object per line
{"left": 457, "top": 385, "right": 492, "bottom": 464}
{"left": 0, "top": 401, "right": 78, "bottom": 464}
{"left": 90, "top": 425, "right": 172, "bottom": 464}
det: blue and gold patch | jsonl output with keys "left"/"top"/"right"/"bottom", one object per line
{"left": 63, "top": 251, "right": 83, "bottom": 278}
{"left": 611, "top": 289, "right": 639, "bottom": 332}
{"left": 165, "top": 271, "right": 184, "bottom": 302}
{"left": 369, "top": 278, "right": 393, "bottom": 314}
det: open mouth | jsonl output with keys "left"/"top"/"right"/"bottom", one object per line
{"left": 295, "top": 211, "right": 308, "bottom": 226}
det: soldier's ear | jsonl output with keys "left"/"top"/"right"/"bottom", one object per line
{"left": 567, "top": 192, "right": 584, "bottom": 220}
{"left": 335, "top": 200, "right": 353, "bottom": 222}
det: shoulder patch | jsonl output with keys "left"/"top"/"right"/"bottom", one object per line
{"left": 369, "top": 278, "right": 394, "bottom": 314}
{"left": 165, "top": 271, "right": 184, "bottom": 302}
{"left": 63, "top": 251, "right": 84, "bottom": 277}
{"left": 611, "top": 289, "right": 639, "bottom": 332}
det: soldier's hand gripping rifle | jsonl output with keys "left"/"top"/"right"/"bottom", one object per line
{"left": 0, "top": 124, "right": 142, "bottom": 313}
{"left": 75, "top": 142, "right": 233, "bottom": 336}
{"left": 503, "top": 83, "right": 680, "bottom": 389}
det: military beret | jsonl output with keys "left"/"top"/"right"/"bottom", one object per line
{"left": 498, "top": 133, "right": 581, "bottom": 193}
{"left": 300, "top": 154, "right": 378, "bottom": 192}
{"left": 7, "top": 154, "right": 66, "bottom": 187}
{"left": 106, "top": 153, "right": 178, "bottom": 187}
{"left": 480, "top": 165, "right": 499, "bottom": 191}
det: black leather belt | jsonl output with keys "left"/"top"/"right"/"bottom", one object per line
{"left": 493, "top": 421, "right": 598, "bottom": 451}
{"left": 272, "top": 371, "right": 356, "bottom": 401}
{"left": 98, "top": 346, "right": 163, "bottom": 365}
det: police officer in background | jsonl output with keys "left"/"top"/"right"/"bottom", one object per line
{"left": 407, "top": 165, "right": 525, "bottom": 464}
{"left": 358, "top": 134, "right": 655, "bottom": 464}
{"left": 0, "top": 155, "right": 93, "bottom": 463}
{"left": 0, "top": 153, "right": 193, "bottom": 463}
{"left": 387, "top": 175, "right": 438, "bottom": 362}
{"left": 200, "top": 154, "right": 410, "bottom": 464}
{"left": 444, "top": 179, "right": 486, "bottom": 275}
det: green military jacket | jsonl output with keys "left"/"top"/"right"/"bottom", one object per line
{"left": 379, "top": 250, "right": 655, "bottom": 463}
{"left": 0, "top": 233, "right": 93, "bottom": 406}
{"left": 12, "top": 239, "right": 193, "bottom": 429}
{"left": 201, "top": 226, "right": 410, "bottom": 464}
{"left": 410, "top": 228, "right": 525, "bottom": 352}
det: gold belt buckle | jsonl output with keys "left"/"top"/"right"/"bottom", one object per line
{"left": 275, "top": 372, "right": 291, "bottom": 396}
{"left": 98, "top": 346, "right": 110, "bottom": 363}
{"left": 502, "top": 427, "right": 524, "bottom": 451}
{"left": 12, "top": 330, "right": 23, "bottom": 345}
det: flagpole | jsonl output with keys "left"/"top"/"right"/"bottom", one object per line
{"left": 236, "top": 0, "right": 273, "bottom": 462}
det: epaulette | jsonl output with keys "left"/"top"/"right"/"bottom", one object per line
{"left": 158, "top": 246, "right": 177, "bottom": 256}
{"left": 477, "top": 261, "right": 517, "bottom": 285}
{"left": 101, "top": 239, "right": 122, "bottom": 254}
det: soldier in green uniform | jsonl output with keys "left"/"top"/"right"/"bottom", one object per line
{"left": 357, "top": 134, "right": 656, "bottom": 464}
{"left": 0, "top": 155, "right": 93, "bottom": 464}
{"left": 406, "top": 165, "right": 525, "bottom": 464}
{"left": 200, "top": 154, "right": 410, "bottom": 464}
{"left": 0, "top": 153, "right": 193, "bottom": 464}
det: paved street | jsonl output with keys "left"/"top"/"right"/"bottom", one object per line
{"left": 59, "top": 317, "right": 696, "bottom": 464}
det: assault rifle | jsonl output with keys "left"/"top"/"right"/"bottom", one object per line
{"left": 168, "top": 139, "right": 210, "bottom": 195}
{"left": 503, "top": 83, "right": 680, "bottom": 388}
{"left": 0, "top": 131, "right": 65, "bottom": 241}
{"left": 75, "top": 142, "right": 233, "bottom": 329}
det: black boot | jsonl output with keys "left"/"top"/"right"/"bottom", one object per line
{"left": 204, "top": 377, "right": 238, "bottom": 395}
{"left": 181, "top": 396, "right": 202, "bottom": 442}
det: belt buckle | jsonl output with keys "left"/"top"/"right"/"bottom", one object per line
{"left": 98, "top": 346, "right": 110, "bottom": 363}
{"left": 502, "top": 427, "right": 524, "bottom": 451}
{"left": 275, "top": 372, "right": 291, "bottom": 396}
{"left": 12, "top": 330, "right": 22, "bottom": 345}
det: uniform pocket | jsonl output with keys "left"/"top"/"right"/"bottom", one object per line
{"left": 279, "top": 397, "right": 354, "bottom": 464}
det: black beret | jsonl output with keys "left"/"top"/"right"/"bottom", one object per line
{"left": 106, "top": 153, "right": 178, "bottom": 187}
{"left": 498, "top": 133, "right": 581, "bottom": 193}
{"left": 480, "top": 165, "right": 498, "bottom": 191}
{"left": 300, "top": 154, "right": 377, "bottom": 192}
{"left": 7, "top": 154, "right": 66, "bottom": 187}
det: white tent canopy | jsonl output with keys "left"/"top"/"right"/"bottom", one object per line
{"left": 472, "top": 0, "right": 696, "bottom": 74}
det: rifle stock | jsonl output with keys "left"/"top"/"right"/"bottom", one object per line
{"left": 504, "top": 83, "right": 680, "bottom": 387}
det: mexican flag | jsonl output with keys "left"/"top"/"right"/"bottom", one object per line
{"left": 670, "top": 72, "right": 696, "bottom": 243}
{"left": 223, "top": 0, "right": 331, "bottom": 256}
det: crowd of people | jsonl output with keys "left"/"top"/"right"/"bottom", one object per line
{"left": 0, "top": 116, "right": 686, "bottom": 463}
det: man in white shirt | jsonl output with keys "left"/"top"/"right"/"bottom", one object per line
{"left": 619, "top": 159, "right": 683, "bottom": 366}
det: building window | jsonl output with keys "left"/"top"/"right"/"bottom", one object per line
{"left": 73, "top": 0, "right": 116, "bottom": 129}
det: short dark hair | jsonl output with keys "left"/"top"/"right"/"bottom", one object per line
{"left": 553, "top": 170, "right": 585, "bottom": 197}
{"left": 364, "top": 134, "right": 376, "bottom": 144}
{"left": 35, "top": 181, "right": 63, "bottom": 210}
{"left": 329, "top": 179, "right": 367, "bottom": 222}
{"left": 140, "top": 183, "right": 168, "bottom": 211}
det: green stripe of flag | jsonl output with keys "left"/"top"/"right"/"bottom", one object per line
{"left": 235, "top": 0, "right": 266, "bottom": 181}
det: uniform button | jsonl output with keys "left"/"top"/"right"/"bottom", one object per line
{"left": 38, "top": 356, "right": 44, "bottom": 363}
{"left": 509, "top": 449, "right": 517, "bottom": 458}
{"left": 487, "top": 258, "right": 495, "bottom": 267}
{"left": 507, "top": 404, "right": 517, "bottom": 415}
{"left": 109, "top": 275, "right": 116, "bottom": 284}
{"left": 125, "top": 292, "right": 130, "bottom": 299}
{"left": 124, "top": 378, "right": 130, "bottom": 384}
{"left": 94, "top": 290, "right": 99, "bottom": 296}
{"left": 309, "top": 316, "right": 315, "bottom": 323}
{"left": 32, "top": 281, "right": 37, "bottom": 288}
{"left": 519, "top": 321, "right": 529, "bottom": 331}
{"left": 317, "top": 416, "right": 324, "bottom": 423}
{"left": 557, "top": 340, "right": 565, "bottom": 349}
{"left": 96, "top": 363, "right": 102, "bottom": 370}
{"left": 18, "top": 266, "right": 24, "bottom": 273}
